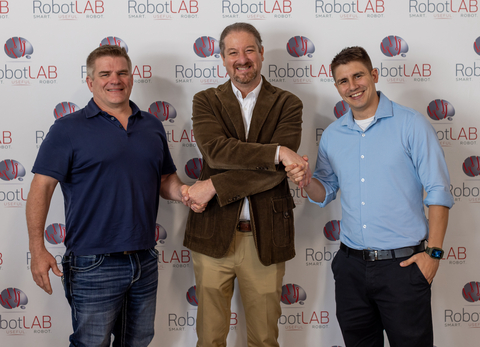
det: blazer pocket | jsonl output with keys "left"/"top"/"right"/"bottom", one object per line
{"left": 271, "top": 196, "right": 295, "bottom": 247}
{"left": 186, "top": 209, "right": 215, "bottom": 240}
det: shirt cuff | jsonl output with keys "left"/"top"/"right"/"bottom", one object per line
{"left": 275, "top": 146, "right": 280, "bottom": 165}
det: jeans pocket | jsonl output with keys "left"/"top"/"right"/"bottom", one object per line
{"left": 148, "top": 248, "right": 159, "bottom": 260}
{"left": 71, "top": 254, "right": 104, "bottom": 272}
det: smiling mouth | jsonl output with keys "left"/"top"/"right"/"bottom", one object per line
{"left": 350, "top": 91, "right": 363, "bottom": 98}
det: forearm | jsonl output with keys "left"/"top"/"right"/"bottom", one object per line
{"left": 427, "top": 205, "right": 449, "bottom": 248}
{"left": 26, "top": 174, "right": 57, "bottom": 253}
{"left": 160, "top": 173, "right": 186, "bottom": 201}
{"left": 304, "top": 178, "right": 327, "bottom": 203}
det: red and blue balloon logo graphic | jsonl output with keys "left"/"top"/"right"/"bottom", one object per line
{"left": 4, "top": 37, "right": 33, "bottom": 59}
{"left": 324, "top": 220, "right": 341, "bottom": 241}
{"left": 45, "top": 223, "right": 66, "bottom": 245}
{"left": 380, "top": 36, "right": 408, "bottom": 57}
{"left": 286, "top": 36, "right": 315, "bottom": 58}
{"left": 0, "top": 288, "right": 28, "bottom": 309}
{"left": 148, "top": 101, "right": 177, "bottom": 123}
{"left": 155, "top": 223, "right": 167, "bottom": 244}
{"left": 474, "top": 37, "right": 480, "bottom": 56}
{"left": 0, "top": 159, "right": 26, "bottom": 181}
{"left": 100, "top": 37, "right": 128, "bottom": 52}
{"left": 281, "top": 283, "right": 307, "bottom": 305}
{"left": 462, "top": 156, "right": 480, "bottom": 177}
{"left": 54, "top": 102, "right": 79, "bottom": 120}
{"left": 426, "top": 99, "right": 455, "bottom": 121}
{"left": 185, "top": 158, "right": 203, "bottom": 179}
{"left": 333, "top": 100, "right": 350, "bottom": 119}
{"left": 462, "top": 282, "right": 480, "bottom": 302}
{"left": 186, "top": 285, "right": 198, "bottom": 306}
{"left": 193, "top": 36, "right": 220, "bottom": 58}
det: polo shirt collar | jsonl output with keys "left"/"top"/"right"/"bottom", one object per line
{"left": 85, "top": 98, "right": 141, "bottom": 118}
{"left": 341, "top": 91, "right": 393, "bottom": 130}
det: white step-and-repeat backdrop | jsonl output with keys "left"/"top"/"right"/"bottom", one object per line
{"left": 1, "top": 1, "right": 479, "bottom": 346}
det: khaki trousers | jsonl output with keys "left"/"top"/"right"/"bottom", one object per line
{"left": 192, "top": 231, "right": 286, "bottom": 347}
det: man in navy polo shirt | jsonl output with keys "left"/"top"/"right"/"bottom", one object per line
{"left": 26, "top": 45, "right": 203, "bottom": 347}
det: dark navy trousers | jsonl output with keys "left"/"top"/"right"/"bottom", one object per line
{"left": 332, "top": 248, "right": 433, "bottom": 347}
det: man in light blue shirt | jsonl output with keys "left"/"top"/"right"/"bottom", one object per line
{"left": 287, "top": 47, "right": 453, "bottom": 347}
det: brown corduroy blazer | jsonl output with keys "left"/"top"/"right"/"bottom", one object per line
{"left": 183, "top": 77, "right": 303, "bottom": 266}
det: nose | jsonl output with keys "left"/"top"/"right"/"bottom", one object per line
{"left": 236, "top": 51, "right": 249, "bottom": 64}
{"left": 109, "top": 73, "right": 121, "bottom": 84}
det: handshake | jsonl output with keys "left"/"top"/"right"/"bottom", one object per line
{"left": 280, "top": 146, "right": 312, "bottom": 188}
{"left": 179, "top": 147, "right": 311, "bottom": 214}
{"left": 180, "top": 179, "right": 216, "bottom": 213}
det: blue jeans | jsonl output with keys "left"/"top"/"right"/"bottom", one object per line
{"left": 62, "top": 248, "right": 159, "bottom": 347}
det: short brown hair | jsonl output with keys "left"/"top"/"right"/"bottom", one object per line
{"left": 86, "top": 45, "right": 132, "bottom": 78}
{"left": 331, "top": 46, "right": 373, "bottom": 81}
{"left": 219, "top": 22, "right": 263, "bottom": 57}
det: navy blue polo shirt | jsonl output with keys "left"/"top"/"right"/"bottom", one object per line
{"left": 33, "top": 99, "right": 176, "bottom": 256}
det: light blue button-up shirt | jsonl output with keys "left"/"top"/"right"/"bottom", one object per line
{"left": 310, "top": 92, "right": 454, "bottom": 250}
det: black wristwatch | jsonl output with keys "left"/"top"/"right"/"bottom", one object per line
{"left": 425, "top": 246, "right": 444, "bottom": 260}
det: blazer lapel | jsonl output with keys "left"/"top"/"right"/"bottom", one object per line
{"left": 215, "top": 81, "right": 246, "bottom": 142}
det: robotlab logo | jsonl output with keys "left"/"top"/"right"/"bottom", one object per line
{"left": 444, "top": 281, "right": 480, "bottom": 328}
{"left": 193, "top": 36, "right": 220, "bottom": 58}
{"left": 0, "top": 160, "right": 27, "bottom": 208}
{"left": 0, "top": 131, "right": 12, "bottom": 150}
{"left": 286, "top": 36, "right": 315, "bottom": 58}
{"left": 314, "top": 0, "right": 386, "bottom": 19}
{"left": 380, "top": 35, "right": 408, "bottom": 58}
{"left": 44, "top": 223, "right": 66, "bottom": 245}
{"left": 32, "top": 0, "right": 105, "bottom": 20}
{"left": 450, "top": 161, "right": 480, "bottom": 203}
{"left": 186, "top": 285, "right": 198, "bottom": 306}
{"left": 0, "top": 159, "right": 25, "bottom": 182}
{"left": 427, "top": 99, "right": 455, "bottom": 121}
{"left": 333, "top": 100, "right": 350, "bottom": 119}
{"left": 127, "top": 0, "right": 200, "bottom": 19}
{"left": 221, "top": 0, "right": 293, "bottom": 20}
{"left": 4, "top": 37, "right": 33, "bottom": 59}
{"left": 2, "top": 37, "right": 58, "bottom": 86}
{"left": 175, "top": 38, "right": 227, "bottom": 85}
{"left": 323, "top": 220, "right": 341, "bottom": 241}
{"left": 155, "top": 223, "right": 167, "bottom": 244}
{"left": 185, "top": 158, "right": 203, "bottom": 179}
{"left": 0, "top": 288, "right": 52, "bottom": 336}
{"left": 305, "top": 221, "right": 339, "bottom": 266}
{"left": 428, "top": 100, "right": 477, "bottom": 147}
{"left": 408, "top": 0, "right": 478, "bottom": 18}
{"left": 462, "top": 156, "right": 480, "bottom": 177}
{"left": 279, "top": 283, "right": 330, "bottom": 331}
{"left": 0, "top": 1, "right": 9, "bottom": 19}
{"left": 54, "top": 101, "right": 79, "bottom": 119}
{"left": 269, "top": 37, "right": 332, "bottom": 84}
{"left": 156, "top": 224, "right": 191, "bottom": 269}
{"left": 377, "top": 35, "right": 431, "bottom": 84}
{"left": 148, "top": 101, "right": 177, "bottom": 123}
{"left": 0, "top": 288, "right": 27, "bottom": 310}
{"left": 281, "top": 283, "right": 307, "bottom": 305}
{"left": 455, "top": 37, "right": 480, "bottom": 82}
{"left": 81, "top": 38, "right": 152, "bottom": 84}
{"left": 168, "top": 288, "right": 238, "bottom": 332}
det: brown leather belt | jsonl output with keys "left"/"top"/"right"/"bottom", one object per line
{"left": 340, "top": 242, "right": 425, "bottom": 261}
{"left": 237, "top": 221, "right": 252, "bottom": 232}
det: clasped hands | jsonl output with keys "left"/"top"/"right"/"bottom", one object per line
{"left": 280, "top": 147, "right": 311, "bottom": 188}
{"left": 181, "top": 179, "right": 216, "bottom": 213}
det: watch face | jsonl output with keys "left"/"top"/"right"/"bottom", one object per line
{"left": 431, "top": 249, "right": 443, "bottom": 258}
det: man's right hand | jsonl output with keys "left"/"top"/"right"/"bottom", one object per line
{"left": 30, "top": 248, "right": 63, "bottom": 295}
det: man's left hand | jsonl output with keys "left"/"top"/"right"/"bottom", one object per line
{"left": 400, "top": 252, "right": 440, "bottom": 284}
